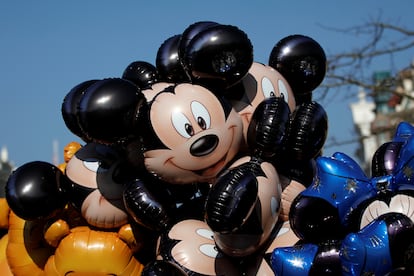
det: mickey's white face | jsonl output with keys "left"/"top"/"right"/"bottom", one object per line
{"left": 144, "top": 83, "right": 243, "bottom": 184}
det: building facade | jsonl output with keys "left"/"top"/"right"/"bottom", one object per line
{"left": 350, "top": 61, "right": 414, "bottom": 174}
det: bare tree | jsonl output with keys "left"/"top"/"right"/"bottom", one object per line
{"left": 321, "top": 17, "right": 414, "bottom": 97}
{"left": 319, "top": 17, "right": 414, "bottom": 154}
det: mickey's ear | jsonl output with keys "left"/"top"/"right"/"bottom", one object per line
{"left": 122, "top": 61, "right": 159, "bottom": 89}
{"left": 268, "top": 35, "right": 326, "bottom": 104}
{"left": 181, "top": 23, "right": 253, "bottom": 91}
{"left": 156, "top": 34, "right": 189, "bottom": 83}
{"left": 62, "top": 79, "right": 99, "bottom": 142}
{"left": 62, "top": 78, "right": 146, "bottom": 144}
{"left": 178, "top": 21, "right": 220, "bottom": 67}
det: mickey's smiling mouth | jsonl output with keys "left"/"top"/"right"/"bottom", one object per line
{"left": 194, "top": 154, "right": 227, "bottom": 177}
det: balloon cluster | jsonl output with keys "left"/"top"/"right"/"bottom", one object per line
{"left": 269, "top": 121, "right": 414, "bottom": 275}
{"left": 3, "top": 21, "right": 332, "bottom": 275}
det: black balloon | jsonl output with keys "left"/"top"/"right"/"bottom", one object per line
{"left": 183, "top": 24, "right": 253, "bottom": 89}
{"left": 5, "top": 161, "right": 68, "bottom": 220}
{"left": 77, "top": 78, "right": 146, "bottom": 144}
{"left": 178, "top": 21, "right": 220, "bottom": 62}
{"left": 205, "top": 166, "right": 258, "bottom": 233}
{"left": 123, "top": 178, "right": 171, "bottom": 232}
{"left": 286, "top": 101, "right": 328, "bottom": 161}
{"left": 61, "top": 79, "right": 98, "bottom": 141}
{"left": 156, "top": 35, "right": 189, "bottom": 82}
{"left": 247, "top": 97, "right": 291, "bottom": 160}
{"left": 371, "top": 141, "right": 402, "bottom": 177}
{"left": 309, "top": 241, "right": 342, "bottom": 275}
{"left": 122, "top": 61, "right": 159, "bottom": 89}
{"left": 269, "top": 35, "right": 326, "bottom": 100}
{"left": 290, "top": 195, "right": 345, "bottom": 243}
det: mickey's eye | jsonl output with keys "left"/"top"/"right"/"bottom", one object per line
{"left": 199, "top": 244, "right": 219, "bottom": 258}
{"left": 83, "top": 161, "right": 100, "bottom": 172}
{"left": 172, "top": 111, "right": 193, "bottom": 138}
{"left": 278, "top": 79, "right": 289, "bottom": 104}
{"left": 196, "top": 228, "right": 214, "bottom": 240}
{"left": 196, "top": 228, "right": 219, "bottom": 258}
{"left": 191, "top": 101, "right": 210, "bottom": 130}
{"left": 261, "top": 77, "right": 276, "bottom": 98}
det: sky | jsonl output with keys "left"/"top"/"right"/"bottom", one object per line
{"left": 1, "top": 0, "right": 413, "bottom": 168}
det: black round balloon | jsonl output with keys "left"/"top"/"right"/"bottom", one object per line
{"left": 309, "top": 240, "right": 342, "bottom": 275}
{"left": 205, "top": 165, "right": 258, "bottom": 233}
{"left": 122, "top": 61, "right": 159, "bottom": 89}
{"left": 178, "top": 21, "right": 220, "bottom": 61}
{"left": 61, "top": 79, "right": 98, "bottom": 141}
{"left": 183, "top": 24, "right": 253, "bottom": 89}
{"left": 371, "top": 142, "right": 402, "bottom": 177}
{"left": 290, "top": 195, "right": 345, "bottom": 243}
{"left": 247, "top": 97, "right": 291, "bottom": 160}
{"left": 123, "top": 178, "right": 171, "bottom": 232}
{"left": 285, "top": 101, "right": 328, "bottom": 161}
{"left": 5, "top": 161, "right": 68, "bottom": 220}
{"left": 156, "top": 35, "right": 189, "bottom": 83}
{"left": 269, "top": 35, "right": 326, "bottom": 97}
{"left": 77, "top": 78, "right": 146, "bottom": 144}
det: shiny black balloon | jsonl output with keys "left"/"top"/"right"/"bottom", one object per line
{"left": 285, "top": 101, "right": 328, "bottom": 161}
{"left": 247, "top": 97, "right": 291, "bottom": 160}
{"left": 309, "top": 241, "right": 342, "bottom": 275}
{"left": 205, "top": 165, "right": 258, "bottom": 233}
{"left": 77, "top": 78, "right": 146, "bottom": 144}
{"left": 382, "top": 213, "right": 414, "bottom": 272}
{"left": 122, "top": 61, "right": 159, "bottom": 89}
{"left": 156, "top": 35, "right": 189, "bottom": 82}
{"left": 123, "top": 178, "right": 171, "bottom": 232}
{"left": 183, "top": 24, "right": 253, "bottom": 89}
{"left": 290, "top": 195, "right": 345, "bottom": 243}
{"left": 371, "top": 142, "right": 403, "bottom": 177}
{"left": 5, "top": 161, "right": 68, "bottom": 220}
{"left": 178, "top": 21, "right": 220, "bottom": 61}
{"left": 269, "top": 35, "right": 326, "bottom": 99}
{"left": 61, "top": 79, "right": 98, "bottom": 141}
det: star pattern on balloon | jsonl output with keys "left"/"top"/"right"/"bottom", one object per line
{"left": 311, "top": 175, "right": 321, "bottom": 192}
{"left": 403, "top": 165, "right": 414, "bottom": 181}
{"left": 288, "top": 256, "right": 306, "bottom": 269}
{"left": 345, "top": 179, "right": 358, "bottom": 194}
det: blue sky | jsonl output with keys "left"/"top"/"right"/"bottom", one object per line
{"left": 1, "top": 0, "right": 413, "bottom": 167}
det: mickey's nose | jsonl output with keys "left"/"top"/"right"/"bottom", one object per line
{"left": 190, "top": 134, "right": 219, "bottom": 157}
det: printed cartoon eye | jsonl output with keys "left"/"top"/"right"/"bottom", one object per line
{"left": 172, "top": 111, "right": 194, "bottom": 138}
{"left": 83, "top": 161, "right": 100, "bottom": 172}
{"left": 196, "top": 228, "right": 214, "bottom": 240}
{"left": 196, "top": 228, "right": 219, "bottom": 258}
{"left": 278, "top": 79, "right": 289, "bottom": 104}
{"left": 261, "top": 77, "right": 276, "bottom": 98}
{"left": 199, "top": 244, "right": 219, "bottom": 258}
{"left": 191, "top": 101, "right": 210, "bottom": 130}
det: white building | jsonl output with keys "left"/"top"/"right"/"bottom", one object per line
{"left": 350, "top": 62, "right": 414, "bottom": 174}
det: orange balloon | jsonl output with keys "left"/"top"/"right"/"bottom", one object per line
{"left": 7, "top": 212, "right": 52, "bottom": 276}
{"left": 43, "top": 226, "right": 144, "bottom": 275}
